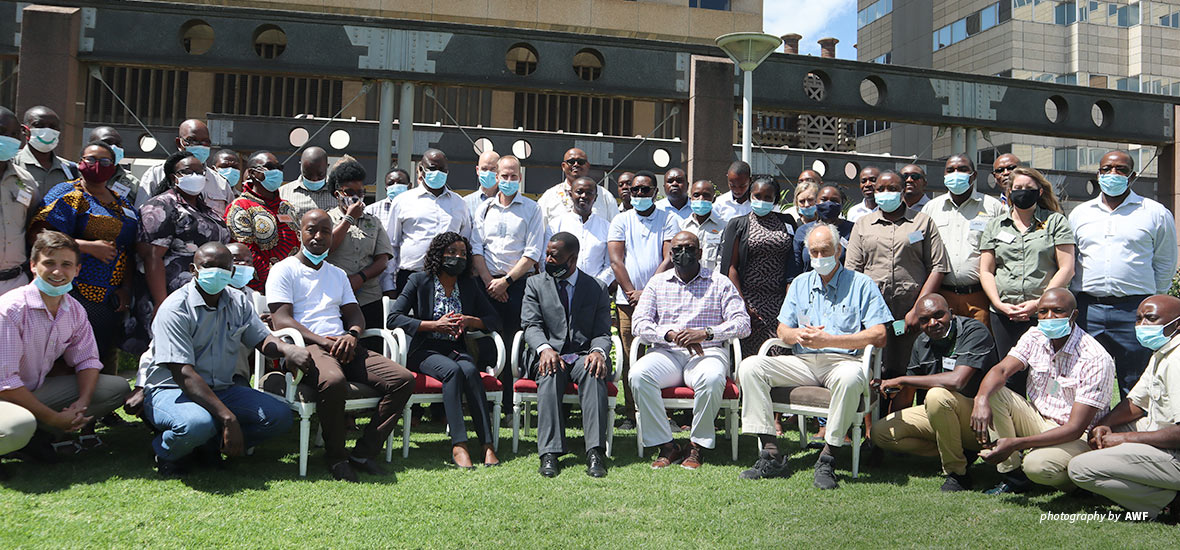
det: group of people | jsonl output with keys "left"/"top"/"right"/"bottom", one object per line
{"left": 0, "top": 104, "right": 1178, "bottom": 522}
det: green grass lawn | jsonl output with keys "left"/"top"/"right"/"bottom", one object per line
{"left": 1, "top": 405, "right": 1174, "bottom": 548}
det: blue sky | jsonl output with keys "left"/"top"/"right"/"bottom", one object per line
{"left": 762, "top": 0, "right": 859, "bottom": 60}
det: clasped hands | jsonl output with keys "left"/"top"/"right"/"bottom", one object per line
{"left": 664, "top": 328, "right": 709, "bottom": 356}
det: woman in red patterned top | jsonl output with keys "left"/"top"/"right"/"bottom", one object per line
{"left": 225, "top": 151, "right": 298, "bottom": 292}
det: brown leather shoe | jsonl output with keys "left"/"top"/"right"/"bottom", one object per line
{"left": 650, "top": 444, "right": 683, "bottom": 469}
{"left": 681, "top": 445, "right": 703, "bottom": 470}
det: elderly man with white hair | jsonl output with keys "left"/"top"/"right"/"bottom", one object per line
{"left": 737, "top": 223, "right": 893, "bottom": 490}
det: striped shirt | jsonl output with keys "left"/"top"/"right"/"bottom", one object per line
{"left": 0, "top": 284, "right": 103, "bottom": 392}
{"left": 1008, "top": 325, "right": 1115, "bottom": 426}
{"left": 631, "top": 268, "right": 751, "bottom": 349}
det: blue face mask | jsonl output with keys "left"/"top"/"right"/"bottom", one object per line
{"left": 498, "top": 178, "right": 520, "bottom": 197}
{"left": 261, "top": 169, "right": 284, "bottom": 192}
{"left": 875, "top": 191, "right": 903, "bottom": 213}
{"left": 32, "top": 275, "right": 72, "bottom": 297}
{"left": 816, "top": 200, "right": 842, "bottom": 220}
{"left": 195, "top": 267, "right": 233, "bottom": 295}
{"left": 422, "top": 169, "right": 448, "bottom": 190}
{"left": 0, "top": 135, "right": 21, "bottom": 162}
{"left": 1037, "top": 317, "right": 1073, "bottom": 339}
{"left": 944, "top": 171, "right": 973, "bottom": 194}
{"left": 387, "top": 183, "right": 408, "bottom": 198}
{"left": 631, "top": 196, "right": 654, "bottom": 212}
{"left": 218, "top": 167, "right": 240, "bottom": 188}
{"left": 798, "top": 204, "right": 817, "bottom": 218}
{"left": 1136, "top": 318, "right": 1179, "bottom": 350}
{"left": 690, "top": 199, "right": 713, "bottom": 216}
{"left": 1098, "top": 173, "right": 1129, "bottom": 196}
{"left": 478, "top": 170, "right": 498, "bottom": 190}
{"left": 302, "top": 177, "right": 326, "bottom": 191}
{"left": 186, "top": 145, "right": 211, "bottom": 164}
{"left": 110, "top": 144, "right": 125, "bottom": 165}
{"left": 229, "top": 264, "right": 255, "bottom": 289}
{"left": 751, "top": 198, "right": 774, "bottom": 216}
{"left": 302, "top": 247, "right": 330, "bottom": 266}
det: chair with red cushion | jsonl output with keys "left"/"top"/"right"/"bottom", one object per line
{"left": 629, "top": 336, "right": 743, "bottom": 461}
{"left": 392, "top": 327, "right": 505, "bottom": 458}
{"left": 508, "top": 331, "right": 624, "bottom": 456}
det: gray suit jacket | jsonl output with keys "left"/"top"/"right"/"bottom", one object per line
{"left": 521, "top": 269, "right": 613, "bottom": 368}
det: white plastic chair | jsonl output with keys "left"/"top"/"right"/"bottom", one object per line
{"left": 508, "top": 331, "right": 624, "bottom": 456}
{"left": 256, "top": 327, "right": 404, "bottom": 477}
{"left": 754, "top": 339, "right": 881, "bottom": 478}
{"left": 628, "top": 336, "right": 743, "bottom": 461}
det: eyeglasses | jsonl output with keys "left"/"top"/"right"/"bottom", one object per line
{"left": 82, "top": 156, "right": 115, "bottom": 167}
{"left": 176, "top": 168, "right": 203, "bottom": 176}
{"left": 630, "top": 186, "right": 655, "bottom": 195}
{"left": 181, "top": 137, "right": 213, "bottom": 147}
{"left": 1098, "top": 164, "right": 1132, "bottom": 176}
{"left": 901, "top": 172, "right": 924, "bottom": 181}
{"left": 563, "top": 158, "right": 587, "bottom": 166}
{"left": 859, "top": 176, "right": 878, "bottom": 183}
{"left": 992, "top": 164, "right": 1018, "bottom": 174}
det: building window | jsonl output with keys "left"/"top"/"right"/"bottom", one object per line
{"left": 871, "top": 52, "right": 892, "bottom": 64}
{"left": 415, "top": 86, "right": 492, "bottom": 127}
{"left": 858, "top": 0, "right": 892, "bottom": 29}
{"left": 688, "top": 0, "right": 730, "bottom": 10}
{"left": 212, "top": 74, "right": 344, "bottom": 118}
{"left": 855, "top": 119, "right": 891, "bottom": 137}
{"left": 934, "top": 2, "right": 1009, "bottom": 51}
{"left": 86, "top": 66, "right": 189, "bottom": 127}
{"left": 513, "top": 92, "right": 634, "bottom": 137}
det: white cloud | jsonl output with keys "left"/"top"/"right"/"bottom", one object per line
{"left": 762, "top": 0, "right": 858, "bottom": 57}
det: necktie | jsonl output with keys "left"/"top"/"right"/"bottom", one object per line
{"left": 558, "top": 280, "right": 570, "bottom": 319}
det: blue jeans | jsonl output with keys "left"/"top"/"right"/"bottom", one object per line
{"left": 1077, "top": 295, "right": 1152, "bottom": 397}
{"left": 145, "top": 385, "right": 293, "bottom": 462}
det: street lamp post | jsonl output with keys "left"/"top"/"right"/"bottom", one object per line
{"left": 715, "top": 32, "right": 783, "bottom": 164}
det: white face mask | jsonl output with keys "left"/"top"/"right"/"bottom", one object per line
{"left": 176, "top": 173, "right": 206, "bottom": 195}
{"left": 812, "top": 254, "right": 839, "bottom": 276}
{"left": 28, "top": 127, "right": 60, "bottom": 153}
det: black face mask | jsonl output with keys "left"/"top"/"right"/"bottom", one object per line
{"left": 1009, "top": 188, "right": 1040, "bottom": 210}
{"left": 441, "top": 257, "right": 466, "bottom": 276}
{"left": 816, "top": 200, "right": 842, "bottom": 220}
{"left": 545, "top": 260, "right": 571, "bottom": 279}
{"left": 672, "top": 248, "right": 699, "bottom": 271}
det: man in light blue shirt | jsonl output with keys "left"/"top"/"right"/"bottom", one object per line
{"left": 738, "top": 223, "right": 892, "bottom": 489}
{"left": 143, "top": 242, "right": 311, "bottom": 476}
{"left": 1070, "top": 150, "right": 1178, "bottom": 396}
{"left": 464, "top": 150, "right": 500, "bottom": 221}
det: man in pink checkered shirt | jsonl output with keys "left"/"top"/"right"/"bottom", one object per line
{"left": 970, "top": 288, "right": 1115, "bottom": 494}
{"left": 629, "top": 231, "right": 750, "bottom": 470}
{"left": 0, "top": 231, "right": 130, "bottom": 474}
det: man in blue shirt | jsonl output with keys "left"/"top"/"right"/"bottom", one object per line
{"left": 737, "top": 223, "right": 892, "bottom": 489}
{"left": 143, "top": 242, "right": 310, "bottom": 477}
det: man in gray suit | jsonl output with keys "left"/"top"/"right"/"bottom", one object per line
{"left": 521, "top": 232, "right": 614, "bottom": 478}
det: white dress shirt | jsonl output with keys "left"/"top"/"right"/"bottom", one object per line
{"left": 135, "top": 163, "right": 235, "bottom": 217}
{"left": 1070, "top": 191, "right": 1178, "bottom": 297}
{"left": 656, "top": 197, "right": 692, "bottom": 222}
{"left": 381, "top": 186, "right": 471, "bottom": 272}
{"left": 679, "top": 213, "right": 727, "bottom": 272}
{"left": 549, "top": 212, "right": 614, "bottom": 285}
{"left": 847, "top": 200, "right": 875, "bottom": 222}
{"left": 921, "top": 190, "right": 1006, "bottom": 286}
{"left": 538, "top": 180, "right": 618, "bottom": 227}
{"left": 712, "top": 191, "right": 751, "bottom": 222}
{"left": 471, "top": 192, "right": 546, "bottom": 276}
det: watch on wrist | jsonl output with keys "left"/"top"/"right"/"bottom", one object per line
{"left": 347, "top": 328, "right": 360, "bottom": 338}
{"left": 504, "top": 275, "right": 514, "bottom": 285}
{"left": 705, "top": 327, "right": 714, "bottom": 341}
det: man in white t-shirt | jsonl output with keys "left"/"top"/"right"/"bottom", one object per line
{"left": 712, "top": 161, "right": 752, "bottom": 222}
{"left": 608, "top": 170, "right": 677, "bottom": 427}
{"left": 267, "top": 209, "right": 415, "bottom": 482}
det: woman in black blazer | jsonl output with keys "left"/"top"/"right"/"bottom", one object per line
{"left": 387, "top": 232, "right": 503, "bottom": 469}
{"left": 719, "top": 176, "right": 799, "bottom": 355}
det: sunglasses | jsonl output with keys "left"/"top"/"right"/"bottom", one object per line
{"left": 901, "top": 172, "right": 924, "bottom": 181}
{"left": 564, "top": 158, "right": 587, "bottom": 166}
{"left": 631, "top": 186, "right": 655, "bottom": 195}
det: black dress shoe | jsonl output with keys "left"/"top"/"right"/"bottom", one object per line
{"left": 539, "top": 453, "right": 560, "bottom": 478}
{"left": 586, "top": 448, "right": 607, "bottom": 478}
{"left": 329, "top": 460, "right": 360, "bottom": 482}
{"left": 154, "top": 455, "right": 185, "bottom": 478}
{"left": 349, "top": 456, "right": 390, "bottom": 476}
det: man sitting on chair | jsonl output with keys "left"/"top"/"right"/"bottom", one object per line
{"left": 629, "top": 231, "right": 750, "bottom": 471}
{"left": 268, "top": 209, "right": 416, "bottom": 482}
{"left": 143, "top": 242, "right": 309, "bottom": 477}
{"left": 737, "top": 223, "right": 892, "bottom": 489}
{"left": 521, "top": 232, "right": 613, "bottom": 479}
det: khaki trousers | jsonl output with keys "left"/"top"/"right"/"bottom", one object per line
{"left": 938, "top": 289, "right": 991, "bottom": 329}
{"left": 739, "top": 352, "right": 866, "bottom": 448}
{"left": 870, "top": 387, "right": 981, "bottom": 475}
{"left": 0, "top": 400, "right": 36, "bottom": 454}
{"left": 985, "top": 386, "right": 1090, "bottom": 489}
{"left": 1068, "top": 420, "right": 1180, "bottom": 518}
